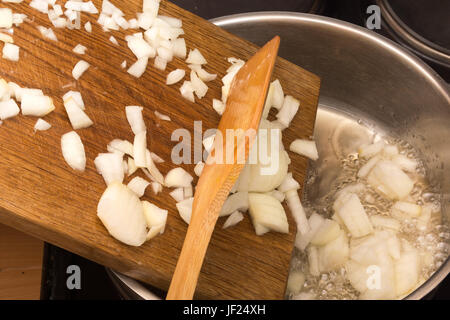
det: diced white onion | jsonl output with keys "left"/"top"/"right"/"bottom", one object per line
{"left": 97, "top": 182, "right": 147, "bottom": 246}
{"left": 223, "top": 211, "right": 244, "bottom": 229}
{"left": 0, "top": 32, "right": 13, "bottom": 43}
{"left": 94, "top": 152, "right": 124, "bottom": 185}
{"left": 2, "top": 42, "right": 19, "bottom": 61}
{"left": 37, "top": 26, "right": 58, "bottom": 41}
{"left": 190, "top": 70, "right": 208, "bottom": 99}
{"left": 127, "top": 57, "right": 148, "bottom": 78}
{"left": 165, "top": 167, "right": 193, "bottom": 188}
{"left": 108, "top": 139, "right": 133, "bottom": 156}
{"left": 176, "top": 197, "right": 193, "bottom": 224}
{"left": 72, "top": 44, "right": 87, "bottom": 55}
{"left": 277, "top": 172, "right": 300, "bottom": 193}
{"left": 166, "top": 69, "right": 185, "bottom": 85}
{"left": 133, "top": 131, "right": 147, "bottom": 168}
{"left": 151, "top": 181, "right": 162, "bottom": 194}
{"left": 358, "top": 140, "right": 385, "bottom": 159}
{"left": 276, "top": 95, "right": 300, "bottom": 128}
{"left": 186, "top": 48, "right": 207, "bottom": 65}
{"left": 220, "top": 192, "right": 248, "bottom": 217}
{"left": 179, "top": 81, "right": 194, "bottom": 102}
{"left": 84, "top": 21, "right": 92, "bottom": 32}
{"left": 61, "top": 131, "right": 86, "bottom": 171}
{"left": 34, "top": 118, "right": 51, "bottom": 131}
{"left": 63, "top": 97, "right": 93, "bottom": 129}
{"left": 142, "top": 200, "right": 167, "bottom": 234}
{"left": 169, "top": 187, "right": 185, "bottom": 202}
{"left": 172, "top": 38, "right": 186, "bottom": 59}
{"left": 194, "top": 161, "right": 204, "bottom": 176}
{"left": 72, "top": 60, "right": 90, "bottom": 80}
{"left": 125, "top": 106, "right": 146, "bottom": 134}
{"left": 0, "top": 8, "right": 13, "bottom": 29}
{"left": 127, "top": 36, "right": 155, "bottom": 59}
{"left": 212, "top": 99, "right": 225, "bottom": 115}
{"left": 127, "top": 176, "right": 150, "bottom": 197}
{"left": 63, "top": 90, "right": 84, "bottom": 109}
{"left": 154, "top": 56, "right": 167, "bottom": 70}
{"left": 0, "top": 99, "right": 19, "bottom": 120}
{"left": 109, "top": 35, "right": 118, "bottom": 45}
{"left": 285, "top": 189, "right": 310, "bottom": 235}
{"left": 290, "top": 139, "right": 319, "bottom": 161}
{"left": 21, "top": 94, "right": 55, "bottom": 116}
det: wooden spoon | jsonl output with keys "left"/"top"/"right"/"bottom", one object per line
{"left": 166, "top": 36, "right": 281, "bottom": 300}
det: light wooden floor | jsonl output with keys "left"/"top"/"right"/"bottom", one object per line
{"left": 0, "top": 224, "right": 43, "bottom": 300}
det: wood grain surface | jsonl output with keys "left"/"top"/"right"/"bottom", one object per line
{"left": 0, "top": 224, "right": 43, "bottom": 300}
{"left": 0, "top": 0, "right": 320, "bottom": 299}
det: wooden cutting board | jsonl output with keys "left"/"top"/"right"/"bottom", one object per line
{"left": 0, "top": 1, "right": 320, "bottom": 299}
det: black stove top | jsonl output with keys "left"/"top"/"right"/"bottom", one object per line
{"left": 41, "top": 0, "right": 449, "bottom": 300}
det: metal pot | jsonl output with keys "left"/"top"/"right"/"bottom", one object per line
{"left": 109, "top": 12, "right": 450, "bottom": 300}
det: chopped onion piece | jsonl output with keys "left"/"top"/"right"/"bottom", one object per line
{"left": 133, "top": 131, "right": 147, "bottom": 167}
{"left": 14, "top": 87, "right": 42, "bottom": 102}
{"left": 154, "top": 110, "right": 171, "bottom": 121}
{"left": 127, "top": 36, "right": 155, "bottom": 59}
{"left": 285, "top": 189, "right": 310, "bottom": 235}
{"left": 34, "top": 118, "right": 51, "bottom": 131}
{"left": 195, "top": 68, "right": 217, "bottom": 82}
{"left": 220, "top": 192, "right": 248, "bottom": 217}
{"left": 97, "top": 182, "right": 147, "bottom": 246}
{"left": 63, "top": 97, "right": 93, "bottom": 129}
{"left": 176, "top": 197, "right": 193, "bottom": 224}
{"left": 248, "top": 193, "right": 289, "bottom": 235}
{"left": 63, "top": 91, "right": 84, "bottom": 109}
{"left": 179, "top": 81, "right": 195, "bottom": 102}
{"left": 143, "top": 0, "right": 160, "bottom": 15}
{"left": 84, "top": 21, "right": 92, "bottom": 32}
{"left": 109, "top": 35, "right": 118, "bottom": 45}
{"left": 2, "top": 43, "right": 19, "bottom": 61}
{"left": 169, "top": 187, "right": 185, "bottom": 202}
{"left": 0, "top": 99, "right": 19, "bottom": 120}
{"left": 290, "top": 139, "right": 318, "bottom": 161}
{"left": 392, "top": 201, "right": 422, "bottom": 218}
{"left": 358, "top": 140, "right": 385, "bottom": 159}
{"left": 142, "top": 200, "right": 167, "bottom": 234}
{"left": 194, "top": 161, "right": 204, "bottom": 176}
{"left": 125, "top": 106, "right": 146, "bottom": 134}
{"left": 108, "top": 139, "right": 133, "bottom": 156}
{"left": 120, "top": 60, "right": 127, "bottom": 69}
{"left": 0, "top": 8, "right": 13, "bottom": 29}
{"left": 72, "top": 60, "right": 90, "bottom": 80}
{"left": 357, "top": 155, "right": 380, "bottom": 178}
{"left": 61, "top": 131, "right": 86, "bottom": 171}
{"left": 276, "top": 95, "right": 300, "bottom": 128}
{"left": 277, "top": 172, "right": 300, "bottom": 193}
{"left": 151, "top": 181, "right": 162, "bottom": 194}
{"left": 127, "top": 176, "right": 150, "bottom": 197}
{"left": 72, "top": 44, "right": 87, "bottom": 55}
{"left": 94, "top": 152, "right": 124, "bottom": 185}
{"left": 127, "top": 157, "right": 137, "bottom": 176}
{"left": 21, "top": 94, "right": 55, "bottom": 116}
{"left": 190, "top": 70, "right": 208, "bottom": 99}
{"left": 212, "top": 99, "right": 225, "bottom": 115}
{"left": 295, "top": 213, "right": 325, "bottom": 251}
{"left": 154, "top": 56, "right": 167, "bottom": 70}
{"left": 367, "top": 160, "right": 414, "bottom": 199}
{"left": 165, "top": 167, "right": 193, "bottom": 188}
{"left": 333, "top": 192, "right": 373, "bottom": 237}
{"left": 127, "top": 57, "right": 148, "bottom": 78}
{"left": 145, "top": 150, "right": 164, "bottom": 184}
{"left": 0, "top": 32, "right": 13, "bottom": 43}
{"left": 166, "top": 69, "right": 185, "bottom": 85}
{"left": 223, "top": 211, "right": 244, "bottom": 229}
{"left": 186, "top": 48, "right": 207, "bottom": 65}
{"left": 172, "top": 38, "right": 186, "bottom": 59}
{"left": 37, "top": 26, "right": 58, "bottom": 41}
